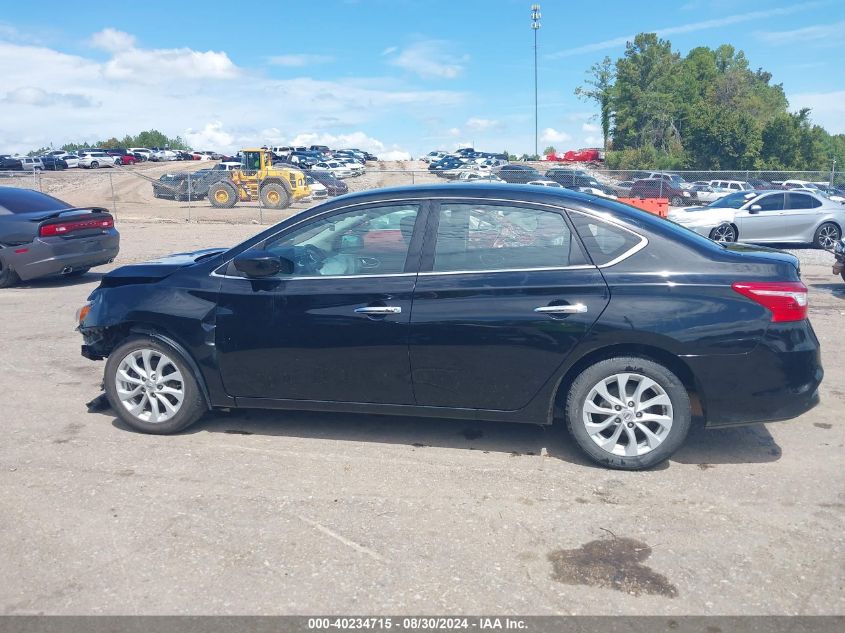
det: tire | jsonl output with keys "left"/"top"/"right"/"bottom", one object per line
{"left": 208, "top": 182, "right": 239, "bottom": 208}
{"left": 565, "top": 356, "right": 691, "bottom": 470}
{"left": 104, "top": 336, "right": 206, "bottom": 435}
{"left": 259, "top": 182, "right": 291, "bottom": 209}
{"left": 0, "top": 258, "right": 20, "bottom": 288}
{"left": 90, "top": 161, "right": 99, "bottom": 169}
{"left": 670, "top": 195, "right": 683, "bottom": 207}
{"left": 814, "top": 222, "right": 840, "bottom": 250}
{"left": 709, "top": 223, "right": 737, "bottom": 242}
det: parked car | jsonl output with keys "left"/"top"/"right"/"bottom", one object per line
{"left": 526, "top": 179, "right": 563, "bottom": 188}
{"left": 127, "top": 148, "right": 152, "bottom": 161}
{"left": 495, "top": 164, "right": 542, "bottom": 183}
{"left": 78, "top": 152, "right": 115, "bottom": 169}
{"left": 108, "top": 152, "right": 138, "bottom": 166}
{"left": 629, "top": 179, "right": 696, "bottom": 206}
{"left": 748, "top": 178, "right": 777, "bottom": 190}
{"left": 0, "top": 156, "right": 23, "bottom": 170}
{"left": 0, "top": 187, "right": 119, "bottom": 287}
{"left": 309, "top": 170, "right": 349, "bottom": 196}
{"left": 304, "top": 175, "right": 329, "bottom": 199}
{"left": 544, "top": 170, "right": 601, "bottom": 189}
{"left": 150, "top": 149, "right": 179, "bottom": 162}
{"left": 152, "top": 169, "right": 228, "bottom": 201}
{"left": 61, "top": 154, "right": 80, "bottom": 169}
{"left": 422, "top": 151, "right": 448, "bottom": 163}
{"left": 18, "top": 157, "right": 45, "bottom": 172}
{"left": 313, "top": 161, "right": 353, "bottom": 178}
{"left": 38, "top": 155, "right": 67, "bottom": 171}
{"left": 334, "top": 157, "right": 365, "bottom": 176}
{"left": 667, "top": 190, "right": 845, "bottom": 247}
{"left": 456, "top": 172, "right": 505, "bottom": 183}
{"left": 708, "top": 180, "right": 753, "bottom": 193}
{"left": 574, "top": 185, "right": 618, "bottom": 199}
{"left": 689, "top": 184, "right": 729, "bottom": 203}
{"left": 76, "top": 183, "right": 822, "bottom": 470}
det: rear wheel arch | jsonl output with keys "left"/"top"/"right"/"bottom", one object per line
{"left": 550, "top": 343, "right": 704, "bottom": 425}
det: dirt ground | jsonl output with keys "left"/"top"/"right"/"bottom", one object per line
{"left": 0, "top": 219, "right": 842, "bottom": 616}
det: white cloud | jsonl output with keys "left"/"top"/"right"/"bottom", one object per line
{"left": 789, "top": 90, "right": 845, "bottom": 134}
{"left": 582, "top": 122, "right": 600, "bottom": 133}
{"left": 0, "top": 35, "right": 466, "bottom": 154}
{"left": 89, "top": 28, "right": 136, "bottom": 52}
{"left": 381, "top": 46, "right": 398, "bottom": 56}
{"left": 583, "top": 136, "right": 600, "bottom": 145}
{"left": 755, "top": 21, "right": 845, "bottom": 44}
{"left": 267, "top": 54, "right": 334, "bottom": 67}
{"left": 447, "top": 127, "right": 462, "bottom": 136}
{"left": 466, "top": 117, "right": 502, "bottom": 132}
{"left": 540, "top": 128, "right": 572, "bottom": 143}
{"left": 549, "top": 2, "right": 821, "bottom": 58}
{"left": 387, "top": 40, "right": 468, "bottom": 79}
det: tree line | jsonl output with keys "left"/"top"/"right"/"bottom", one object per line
{"left": 576, "top": 33, "right": 845, "bottom": 172}
{"left": 27, "top": 130, "right": 189, "bottom": 156}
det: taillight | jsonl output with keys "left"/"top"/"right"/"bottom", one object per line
{"left": 732, "top": 281, "right": 808, "bottom": 322}
{"left": 40, "top": 217, "right": 113, "bottom": 237}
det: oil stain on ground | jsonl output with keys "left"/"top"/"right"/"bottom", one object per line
{"left": 548, "top": 537, "right": 678, "bottom": 598}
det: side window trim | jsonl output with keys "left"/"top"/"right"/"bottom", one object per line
{"left": 566, "top": 208, "right": 649, "bottom": 268}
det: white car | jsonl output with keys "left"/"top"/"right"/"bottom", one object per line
{"left": 573, "top": 185, "right": 618, "bottom": 199}
{"left": 708, "top": 179, "right": 753, "bottom": 192}
{"left": 150, "top": 149, "right": 178, "bottom": 162}
{"left": 18, "top": 157, "right": 45, "bottom": 171}
{"left": 334, "top": 157, "right": 365, "bottom": 176}
{"left": 59, "top": 154, "right": 80, "bottom": 168}
{"left": 422, "top": 151, "right": 448, "bottom": 163}
{"left": 128, "top": 148, "right": 152, "bottom": 161}
{"left": 78, "top": 152, "right": 115, "bottom": 169}
{"left": 668, "top": 189, "right": 845, "bottom": 247}
{"left": 527, "top": 179, "right": 563, "bottom": 188}
{"left": 305, "top": 175, "right": 328, "bottom": 199}
{"left": 689, "top": 184, "right": 730, "bottom": 203}
{"left": 313, "top": 161, "right": 353, "bottom": 178}
{"left": 456, "top": 171, "right": 504, "bottom": 183}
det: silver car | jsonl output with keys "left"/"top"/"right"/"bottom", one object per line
{"left": 667, "top": 190, "right": 845, "bottom": 248}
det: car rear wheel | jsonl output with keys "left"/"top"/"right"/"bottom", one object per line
{"left": 709, "top": 223, "right": 737, "bottom": 242}
{"left": 670, "top": 195, "right": 683, "bottom": 206}
{"left": 0, "top": 259, "right": 20, "bottom": 288}
{"left": 104, "top": 336, "right": 206, "bottom": 435}
{"left": 565, "top": 357, "right": 691, "bottom": 470}
{"left": 814, "top": 222, "right": 840, "bottom": 249}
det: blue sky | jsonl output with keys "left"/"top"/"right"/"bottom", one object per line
{"left": 0, "top": 0, "right": 842, "bottom": 156}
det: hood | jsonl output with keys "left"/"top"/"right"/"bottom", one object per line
{"left": 100, "top": 248, "right": 226, "bottom": 286}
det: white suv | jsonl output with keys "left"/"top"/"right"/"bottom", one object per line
{"left": 709, "top": 180, "right": 753, "bottom": 192}
{"left": 78, "top": 152, "right": 115, "bottom": 169}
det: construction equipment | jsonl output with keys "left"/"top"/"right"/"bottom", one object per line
{"left": 208, "top": 149, "right": 310, "bottom": 209}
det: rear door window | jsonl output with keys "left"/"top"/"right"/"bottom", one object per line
{"left": 432, "top": 203, "right": 586, "bottom": 272}
{"left": 787, "top": 193, "right": 822, "bottom": 210}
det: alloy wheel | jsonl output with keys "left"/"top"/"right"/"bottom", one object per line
{"left": 711, "top": 224, "right": 736, "bottom": 242}
{"left": 115, "top": 349, "right": 185, "bottom": 423}
{"left": 582, "top": 372, "right": 674, "bottom": 457}
{"left": 817, "top": 224, "right": 840, "bottom": 249}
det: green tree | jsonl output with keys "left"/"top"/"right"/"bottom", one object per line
{"left": 543, "top": 145, "right": 557, "bottom": 155}
{"left": 575, "top": 56, "right": 615, "bottom": 150}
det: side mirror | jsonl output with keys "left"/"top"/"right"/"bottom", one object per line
{"left": 748, "top": 204, "right": 762, "bottom": 214}
{"left": 233, "top": 250, "right": 292, "bottom": 278}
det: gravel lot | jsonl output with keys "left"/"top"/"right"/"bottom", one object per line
{"left": 0, "top": 220, "right": 843, "bottom": 615}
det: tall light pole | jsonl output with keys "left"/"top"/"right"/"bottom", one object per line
{"left": 531, "top": 4, "right": 541, "bottom": 159}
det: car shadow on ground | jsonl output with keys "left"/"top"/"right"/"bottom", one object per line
{"left": 16, "top": 272, "right": 104, "bottom": 289}
{"left": 106, "top": 406, "right": 782, "bottom": 469}
{"left": 808, "top": 282, "right": 845, "bottom": 297}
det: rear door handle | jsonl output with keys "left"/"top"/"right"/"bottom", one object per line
{"left": 534, "top": 304, "right": 588, "bottom": 315}
{"left": 354, "top": 306, "right": 402, "bottom": 315}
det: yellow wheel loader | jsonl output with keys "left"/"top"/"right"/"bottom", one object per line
{"left": 208, "top": 149, "right": 310, "bottom": 210}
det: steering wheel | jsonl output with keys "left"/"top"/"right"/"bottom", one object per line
{"left": 296, "top": 244, "right": 327, "bottom": 273}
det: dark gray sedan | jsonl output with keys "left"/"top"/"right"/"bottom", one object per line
{"left": 0, "top": 187, "right": 119, "bottom": 287}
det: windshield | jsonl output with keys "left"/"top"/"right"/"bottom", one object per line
{"left": 706, "top": 191, "right": 756, "bottom": 209}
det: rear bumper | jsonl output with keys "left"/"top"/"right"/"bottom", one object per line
{"left": 683, "top": 320, "right": 823, "bottom": 427}
{"left": 7, "top": 231, "right": 120, "bottom": 281}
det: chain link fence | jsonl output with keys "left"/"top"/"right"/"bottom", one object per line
{"left": 1, "top": 161, "right": 842, "bottom": 226}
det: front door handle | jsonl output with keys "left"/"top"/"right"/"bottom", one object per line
{"left": 534, "top": 304, "right": 588, "bottom": 315}
{"left": 354, "top": 306, "right": 402, "bottom": 315}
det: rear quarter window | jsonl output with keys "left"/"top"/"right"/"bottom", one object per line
{"left": 567, "top": 210, "right": 645, "bottom": 266}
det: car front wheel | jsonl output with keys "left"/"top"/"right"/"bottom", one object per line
{"left": 104, "top": 336, "right": 206, "bottom": 434}
{"left": 565, "top": 357, "right": 691, "bottom": 470}
{"left": 709, "top": 223, "right": 737, "bottom": 242}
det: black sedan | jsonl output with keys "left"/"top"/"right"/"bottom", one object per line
{"left": 0, "top": 187, "right": 119, "bottom": 287}
{"left": 495, "top": 164, "right": 542, "bottom": 183}
{"left": 310, "top": 170, "right": 349, "bottom": 196}
{"left": 76, "top": 184, "right": 821, "bottom": 470}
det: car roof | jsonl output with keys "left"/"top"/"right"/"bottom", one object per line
{"left": 0, "top": 186, "right": 71, "bottom": 214}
